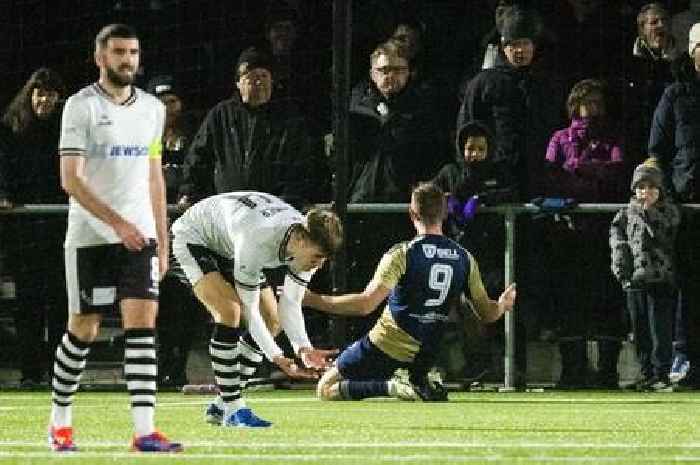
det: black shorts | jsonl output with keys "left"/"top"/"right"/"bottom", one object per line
{"left": 65, "top": 240, "right": 159, "bottom": 314}
{"left": 170, "top": 242, "right": 272, "bottom": 289}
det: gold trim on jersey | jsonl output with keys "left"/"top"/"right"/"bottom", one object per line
{"left": 367, "top": 242, "right": 419, "bottom": 362}
{"left": 366, "top": 240, "right": 492, "bottom": 362}
{"left": 466, "top": 254, "right": 492, "bottom": 317}
{"left": 369, "top": 308, "right": 420, "bottom": 362}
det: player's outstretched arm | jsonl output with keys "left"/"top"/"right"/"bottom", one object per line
{"left": 474, "top": 282, "right": 516, "bottom": 323}
{"left": 303, "top": 280, "right": 391, "bottom": 316}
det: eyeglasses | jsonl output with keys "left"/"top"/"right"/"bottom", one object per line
{"left": 239, "top": 71, "right": 271, "bottom": 83}
{"left": 372, "top": 66, "right": 409, "bottom": 75}
{"left": 502, "top": 39, "right": 533, "bottom": 49}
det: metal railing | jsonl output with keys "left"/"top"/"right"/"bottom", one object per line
{"left": 2, "top": 203, "right": 699, "bottom": 388}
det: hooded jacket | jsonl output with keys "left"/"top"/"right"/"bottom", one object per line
{"left": 431, "top": 121, "right": 515, "bottom": 204}
{"left": 179, "top": 93, "right": 328, "bottom": 205}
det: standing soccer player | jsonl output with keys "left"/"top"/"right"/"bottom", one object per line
{"left": 48, "top": 24, "right": 181, "bottom": 452}
{"left": 171, "top": 191, "right": 342, "bottom": 427}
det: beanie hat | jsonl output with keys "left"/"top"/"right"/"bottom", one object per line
{"left": 146, "top": 74, "right": 178, "bottom": 98}
{"left": 500, "top": 7, "right": 543, "bottom": 44}
{"left": 236, "top": 46, "right": 273, "bottom": 78}
{"left": 631, "top": 158, "right": 663, "bottom": 191}
{"left": 689, "top": 22, "right": 700, "bottom": 56}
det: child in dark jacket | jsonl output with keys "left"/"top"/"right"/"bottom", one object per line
{"left": 610, "top": 159, "right": 680, "bottom": 391}
{"left": 432, "top": 120, "right": 526, "bottom": 385}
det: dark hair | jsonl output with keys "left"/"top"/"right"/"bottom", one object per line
{"left": 95, "top": 23, "right": 138, "bottom": 50}
{"left": 236, "top": 46, "right": 274, "bottom": 79}
{"left": 2, "top": 67, "right": 64, "bottom": 134}
{"left": 302, "top": 208, "right": 344, "bottom": 258}
{"left": 411, "top": 182, "right": 447, "bottom": 225}
{"left": 566, "top": 78, "right": 606, "bottom": 119}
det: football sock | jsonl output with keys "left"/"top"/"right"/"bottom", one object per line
{"left": 51, "top": 332, "right": 91, "bottom": 427}
{"left": 124, "top": 328, "right": 157, "bottom": 437}
{"left": 238, "top": 332, "right": 263, "bottom": 392}
{"left": 339, "top": 380, "right": 389, "bottom": 400}
{"left": 209, "top": 324, "right": 243, "bottom": 416}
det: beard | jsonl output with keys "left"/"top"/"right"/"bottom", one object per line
{"left": 106, "top": 66, "right": 135, "bottom": 87}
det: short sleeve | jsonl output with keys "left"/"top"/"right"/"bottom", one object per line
{"left": 371, "top": 243, "right": 407, "bottom": 290}
{"left": 59, "top": 95, "right": 90, "bottom": 155}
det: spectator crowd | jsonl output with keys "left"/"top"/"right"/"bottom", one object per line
{"left": 2, "top": 0, "right": 700, "bottom": 392}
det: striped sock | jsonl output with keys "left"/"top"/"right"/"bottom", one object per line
{"left": 51, "top": 332, "right": 91, "bottom": 427}
{"left": 238, "top": 333, "right": 264, "bottom": 392}
{"left": 124, "top": 328, "right": 157, "bottom": 437}
{"left": 209, "top": 324, "right": 242, "bottom": 417}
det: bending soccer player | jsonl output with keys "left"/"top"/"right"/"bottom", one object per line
{"left": 49, "top": 24, "right": 181, "bottom": 452}
{"left": 171, "top": 191, "right": 342, "bottom": 426}
{"left": 304, "top": 182, "right": 516, "bottom": 401}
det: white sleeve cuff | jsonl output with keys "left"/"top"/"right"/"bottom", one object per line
{"left": 236, "top": 284, "right": 283, "bottom": 361}
{"left": 278, "top": 274, "right": 312, "bottom": 354}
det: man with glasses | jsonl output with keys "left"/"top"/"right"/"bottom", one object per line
{"left": 344, "top": 39, "right": 451, "bottom": 346}
{"left": 347, "top": 39, "right": 448, "bottom": 204}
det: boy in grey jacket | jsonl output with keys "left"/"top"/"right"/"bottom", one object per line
{"left": 610, "top": 159, "right": 680, "bottom": 391}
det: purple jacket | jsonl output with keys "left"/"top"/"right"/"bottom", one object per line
{"left": 544, "top": 118, "right": 625, "bottom": 201}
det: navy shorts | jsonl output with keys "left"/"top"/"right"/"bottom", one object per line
{"left": 336, "top": 335, "right": 408, "bottom": 381}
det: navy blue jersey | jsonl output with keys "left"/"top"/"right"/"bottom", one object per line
{"left": 368, "top": 234, "right": 486, "bottom": 363}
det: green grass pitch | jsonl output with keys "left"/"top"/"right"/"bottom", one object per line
{"left": 0, "top": 390, "right": 699, "bottom": 464}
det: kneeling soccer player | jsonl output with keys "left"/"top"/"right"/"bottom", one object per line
{"left": 304, "top": 182, "right": 516, "bottom": 401}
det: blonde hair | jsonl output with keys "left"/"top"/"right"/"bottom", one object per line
{"left": 370, "top": 39, "right": 411, "bottom": 67}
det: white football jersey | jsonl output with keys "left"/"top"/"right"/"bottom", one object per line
{"left": 59, "top": 84, "right": 165, "bottom": 246}
{"left": 171, "top": 191, "right": 309, "bottom": 288}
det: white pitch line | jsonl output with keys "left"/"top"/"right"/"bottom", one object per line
{"left": 1, "top": 452, "right": 700, "bottom": 462}
{"left": 3, "top": 440, "right": 700, "bottom": 449}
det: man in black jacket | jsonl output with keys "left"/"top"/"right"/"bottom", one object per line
{"left": 458, "top": 7, "right": 563, "bottom": 200}
{"left": 348, "top": 39, "right": 449, "bottom": 203}
{"left": 178, "top": 46, "right": 328, "bottom": 207}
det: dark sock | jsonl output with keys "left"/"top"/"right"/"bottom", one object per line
{"left": 339, "top": 380, "right": 389, "bottom": 400}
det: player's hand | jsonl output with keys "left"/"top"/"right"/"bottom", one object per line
{"left": 299, "top": 347, "right": 339, "bottom": 370}
{"left": 498, "top": 283, "right": 517, "bottom": 313}
{"left": 113, "top": 218, "right": 147, "bottom": 251}
{"left": 272, "top": 355, "right": 318, "bottom": 379}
